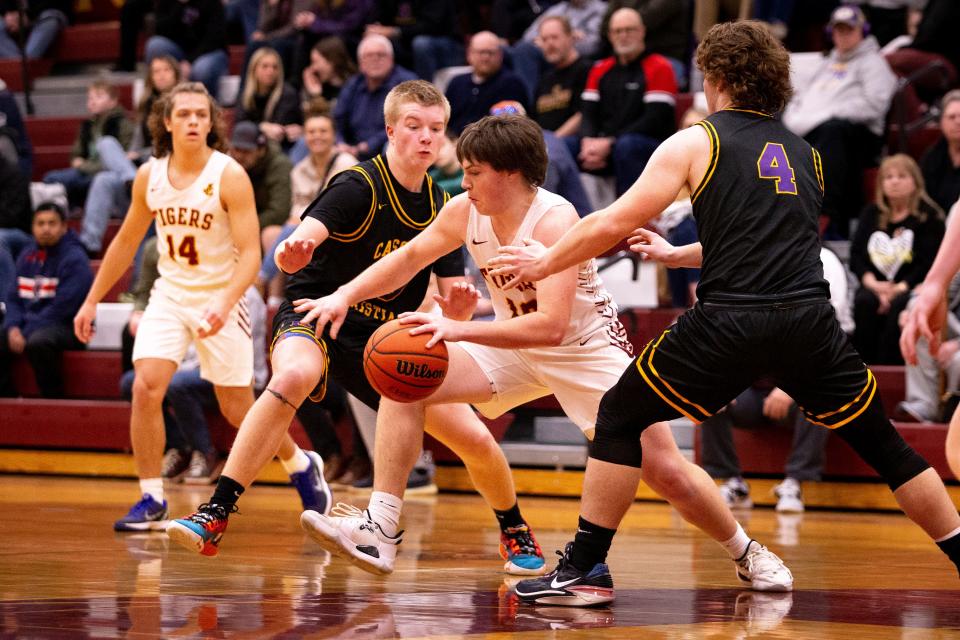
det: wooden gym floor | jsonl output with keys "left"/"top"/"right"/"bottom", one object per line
{"left": 1, "top": 475, "right": 958, "bottom": 638}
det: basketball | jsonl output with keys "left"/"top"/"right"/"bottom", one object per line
{"left": 363, "top": 319, "right": 448, "bottom": 402}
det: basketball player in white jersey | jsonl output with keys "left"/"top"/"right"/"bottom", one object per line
{"left": 295, "top": 114, "right": 793, "bottom": 591}
{"left": 74, "top": 82, "right": 331, "bottom": 532}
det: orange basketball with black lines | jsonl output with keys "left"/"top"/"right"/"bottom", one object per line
{"left": 363, "top": 319, "right": 448, "bottom": 402}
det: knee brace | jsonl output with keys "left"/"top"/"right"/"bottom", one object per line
{"left": 834, "top": 395, "right": 930, "bottom": 491}
{"left": 588, "top": 422, "right": 643, "bottom": 467}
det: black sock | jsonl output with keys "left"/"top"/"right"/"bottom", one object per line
{"left": 210, "top": 475, "right": 245, "bottom": 509}
{"left": 936, "top": 532, "right": 960, "bottom": 577}
{"left": 569, "top": 516, "right": 616, "bottom": 572}
{"left": 494, "top": 503, "right": 525, "bottom": 531}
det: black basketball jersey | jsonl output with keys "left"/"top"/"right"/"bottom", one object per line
{"left": 285, "top": 154, "right": 463, "bottom": 330}
{"left": 691, "top": 109, "right": 829, "bottom": 300}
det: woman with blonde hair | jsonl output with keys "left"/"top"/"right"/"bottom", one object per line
{"left": 237, "top": 47, "right": 303, "bottom": 150}
{"left": 850, "top": 153, "right": 945, "bottom": 364}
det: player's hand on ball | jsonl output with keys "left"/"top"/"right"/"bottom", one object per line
{"left": 73, "top": 301, "right": 98, "bottom": 344}
{"left": 275, "top": 238, "right": 317, "bottom": 274}
{"left": 434, "top": 281, "right": 479, "bottom": 321}
{"left": 398, "top": 312, "right": 462, "bottom": 348}
{"left": 628, "top": 228, "right": 676, "bottom": 265}
{"left": 487, "top": 238, "right": 548, "bottom": 289}
{"left": 295, "top": 291, "right": 348, "bottom": 339}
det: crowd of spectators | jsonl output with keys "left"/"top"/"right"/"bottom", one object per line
{"left": 3, "top": 1, "right": 960, "bottom": 490}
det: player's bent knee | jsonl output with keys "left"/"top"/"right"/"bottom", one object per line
{"left": 268, "top": 367, "right": 319, "bottom": 404}
{"left": 641, "top": 457, "right": 693, "bottom": 499}
{"left": 834, "top": 396, "right": 930, "bottom": 491}
{"left": 131, "top": 376, "right": 167, "bottom": 405}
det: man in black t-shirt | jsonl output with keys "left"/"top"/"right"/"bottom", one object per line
{"left": 168, "top": 81, "right": 549, "bottom": 575}
{"left": 534, "top": 16, "right": 592, "bottom": 137}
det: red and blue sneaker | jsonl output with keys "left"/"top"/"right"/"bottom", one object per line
{"left": 514, "top": 542, "right": 615, "bottom": 607}
{"left": 500, "top": 523, "right": 546, "bottom": 575}
{"left": 166, "top": 503, "right": 237, "bottom": 557}
{"left": 114, "top": 494, "right": 168, "bottom": 532}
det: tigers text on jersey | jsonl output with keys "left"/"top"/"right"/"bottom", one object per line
{"left": 467, "top": 187, "right": 631, "bottom": 352}
{"left": 691, "top": 109, "right": 829, "bottom": 300}
{"left": 146, "top": 151, "right": 237, "bottom": 292}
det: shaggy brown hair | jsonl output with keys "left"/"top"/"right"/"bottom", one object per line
{"left": 148, "top": 82, "right": 226, "bottom": 158}
{"left": 696, "top": 21, "right": 793, "bottom": 115}
{"left": 456, "top": 115, "right": 547, "bottom": 187}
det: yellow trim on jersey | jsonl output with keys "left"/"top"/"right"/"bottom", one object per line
{"left": 722, "top": 107, "right": 773, "bottom": 117}
{"left": 635, "top": 331, "right": 713, "bottom": 423}
{"left": 802, "top": 370, "right": 877, "bottom": 429}
{"left": 328, "top": 166, "right": 379, "bottom": 242}
{"left": 372, "top": 155, "right": 437, "bottom": 230}
{"left": 812, "top": 148, "right": 825, "bottom": 194}
{"left": 691, "top": 120, "right": 719, "bottom": 204}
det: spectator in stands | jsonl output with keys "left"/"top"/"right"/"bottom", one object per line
{"left": 258, "top": 107, "right": 356, "bottom": 303}
{"left": 534, "top": 15, "right": 591, "bottom": 138}
{"left": 920, "top": 90, "right": 960, "bottom": 213}
{"left": 245, "top": 0, "right": 310, "bottom": 76}
{"left": 237, "top": 47, "right": 303, "bottom": 152}
{"left": 511, "top": 0, "right": 606, "bottom": 99}
{"left": 569, "top": 7, "right": 677, "bottom": 196}
{"left": 850, "top": 0, "right": 917, "bottom": 47}
{"left": 291, "top": 0, "right": 372, "bottom": 81}
{"left": 332, "top": 34, "right": 415, "bottom": 160}
{"left": 0, "top": 202, "right": 91, "bottom": 398}
{"left": 144, "top": 0, "right": 229, "bottom": 100}
{"left": 599, "top": 0, "right": 692, "bottom": 88}
{"left": 0, "top": 0, "right": 70, "bottom": 60}
{"left": 301, "top": 36, "right": 355, "bottom": 105}
{"left": 224, "top": 0, "right": 260, "bottom": 45}
{"left": 115, "top": 0, "right": 151, "bottom": 71}
{"left": 490, "top": 0, "right": 554, "bottom": 45}
{"left": 782, "top": 5, "right": 897, "bottom": 238}
{"left": 365, "top": 0, "right": 464, "bottom": 83}
{"left": 897, "top": 270, "right": 960, "bottom": 423}
{"left": 752, "top": 0, "right": 795, "bottom": 41}
{"left": 445, "top": 31, "right": 529, "bottom": 136}
{"left": 0, "top": 152, "right": 32, "bottom": 263}
{"left": 42, "top": 78, "right": 134, "bottom": 208}
{"left": 904, "top": 0, "right": 960, "bottom": 78}
{"left": 851, "top": 154, "right": 945, "bottom": 364}
{"left": 228, "top": 121, "right": 292, "bottom": 257}
{"left": 0, "top": 79, "right": 32, "bottom": 177}
{"left": 79, "top": 58, "right": 181, "bottom": 257}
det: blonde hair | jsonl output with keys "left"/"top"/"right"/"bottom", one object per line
{"left": 874, "top": 153, "right": 943, "bottom": 230}
{"left": 241, "top": 48, "right": 285, "bottom": 122}
{"left": 383, "top": 79, "right": 450, "bottom": 126}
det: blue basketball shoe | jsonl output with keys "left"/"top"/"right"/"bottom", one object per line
{"left": 514, "top": 542, "right": 615, "bottom": 607}
{"left": 290, "top": 451, "right": 333, "bottom": 515}
{"left": 500, "top": 523, "right": 546, "bottom": 575}
{"left": 114, "top": 494, "right": 169, "bottom": 532}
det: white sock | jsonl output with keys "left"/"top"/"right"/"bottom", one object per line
{"left": 280, "top": 448, "right": 311, "bottom": 475}
{"left": 719, "top": 523, "right": 752, "bottom": 559}
{"left": 935, "top": 525, "right": 960, "bottom": 543}
{"left": 140, "top": 478, "right": 164, "bottom": 504}
{"left": 367, "top": 491, "right": 403, "bottom": 539}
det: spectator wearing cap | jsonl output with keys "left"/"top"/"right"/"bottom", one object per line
{"left": 782, "top": 4, "right": 897, "bottom": 238}
{"left": 333, "top": 34, "right": 416, "bottom": 160}
{"left": 569, "top": 7, "right": 677, "bottom": 196}
{"left": 445, "top": 31, "right": 530, "bottom": 136}
{"left": 228, "top": 121, "right": 293, "bottom": 256}
{"left": 0, "top": 202, "right": 91, "bottom": 398}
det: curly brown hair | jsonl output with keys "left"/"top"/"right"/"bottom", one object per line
{"left": 148, "top": 82, "right": 227, "bottom": 158}
{"left": 696, "top": 21, "right": 793, "bottom": 115}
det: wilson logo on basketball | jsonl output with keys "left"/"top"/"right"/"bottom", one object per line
{"left": 395, "top": 360, "right": 445, "bottom": 379}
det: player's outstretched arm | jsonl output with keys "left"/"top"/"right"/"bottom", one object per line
{"left": 901, "top": 202, "right": 960, "bottom": 364}
{"left": 274, "top": 217, "right": 330, "bottom": 275}
{"left": 488, "top": 127, "right": 703, "bottom": 285}
{"left": 294, "top": 194, "right": 470, "bottom": 338}
{"left": 74, "top": 163, "right": 155, "bottom": 343}
{"left": 628, "top": 228, "right": 703, "bottom": 268}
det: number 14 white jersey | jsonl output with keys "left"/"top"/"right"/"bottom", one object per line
{"left": 146, "top": 151, "right": 236, "bottom": 292}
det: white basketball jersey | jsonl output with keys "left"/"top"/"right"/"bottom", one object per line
{"left": 466, "top": 188, "right": 632, "bottom": 351}
{"left": 146, "top": 151, "right": 236, "bottom": 291}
